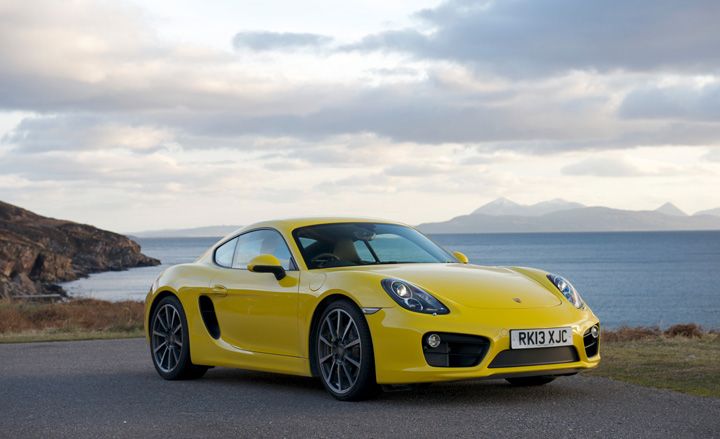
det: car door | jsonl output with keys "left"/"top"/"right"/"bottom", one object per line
{"left": 210, "top": 229, "right": 301, "bottom": 357}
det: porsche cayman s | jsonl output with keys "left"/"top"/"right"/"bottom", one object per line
{"left": 145, "top": 218, "right": 600, "bottom": 400}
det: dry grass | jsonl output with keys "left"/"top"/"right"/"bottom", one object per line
{"left": 591, "top": 324, "right": 720, "bottom": 398}
{"left": 0, "top": 299, "right": 144, "bottom": 342}
{"left": 602, "top": 323, "right": 706, "bottom": 342}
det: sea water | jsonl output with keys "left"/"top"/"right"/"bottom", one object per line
{"left": 62, "top": 231, "right": 720, "bottom": 329}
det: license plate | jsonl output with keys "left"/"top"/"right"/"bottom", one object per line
{"left": 510, "top": 327, "right": 572, "bottom": 349}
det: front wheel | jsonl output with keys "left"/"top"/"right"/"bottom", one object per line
{"left": 506, "top": 375, "right": 556, "bottom": 386}
{"left": 150, "top": 296, "right": 208, "bottom": 380}
{"left": 314, "top": 300, "right": 379, "bottom": 401}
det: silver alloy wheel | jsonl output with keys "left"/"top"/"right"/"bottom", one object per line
{"left": 318, "top": 308, "right": 362, "bottom": 394}
{"left": 152, "top": 304, "right": 183, "bottom": 373}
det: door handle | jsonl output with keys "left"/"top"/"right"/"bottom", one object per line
{"left": 211, "top": 284, "right": 227, "bottom": 296}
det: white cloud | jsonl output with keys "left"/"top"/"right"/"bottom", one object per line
{"left": 562, "top": 157, "right": 645, "bottom": 177}
{"left": 703, "top": 148, "right": 720, "bottom": 162}
{"left": 233, "top": 31, "right": 333, "bottom": 51}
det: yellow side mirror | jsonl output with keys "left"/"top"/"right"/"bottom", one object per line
{"left": 247, "top": 254, "right": 286, "bottom": 280}
{"left": 452, "top": 251, "right": 469, "bottom": 264}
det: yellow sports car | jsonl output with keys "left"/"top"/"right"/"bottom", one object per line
{"left": 145, "top": 218, "right": 600, "bottom": 400}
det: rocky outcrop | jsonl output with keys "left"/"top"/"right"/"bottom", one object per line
{"left": 0, "top": 200, "right": 160, "bottom": 298}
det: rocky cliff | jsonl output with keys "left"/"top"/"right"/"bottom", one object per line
{"left": 0, "top": 200, "right": 160, "bottom": 298}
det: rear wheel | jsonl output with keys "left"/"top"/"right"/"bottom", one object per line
{"left": 315, "top": 300, "right": 379, "bottom": 401}
{"left": 150, "top": 296, "right": 208, "bottom": 380}
{"left": 506, "top": 375, "right": 556, "bottom": 386}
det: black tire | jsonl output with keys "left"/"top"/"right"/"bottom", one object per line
{"left": 314, "top": 299, "right": 380, "bottom": 401}
{"left": 150, "top": 295, "right": 208, "bottom": 380}
{"left": 506, "top": 375, "right": 556, "bottom": 386}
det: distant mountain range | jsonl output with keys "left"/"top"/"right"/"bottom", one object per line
{"left": 695, "top": 207, "right": 720, "bottom": 217}
{"left": 130, "top": 199, "right": 720, "bottom": 237}
{"left": 131, "top": 225, "right": 241, "bottom": 238}
{"left": 470, "top": 197, "right": 585, "bottom": 217}
{"left": 417, "top": 198, "right": 720, "bottom": 234}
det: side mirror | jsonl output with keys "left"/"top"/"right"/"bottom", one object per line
{"left": 247, "top": 254, "right": 286, "bottom": 280}
{"left": 452, "top": 251, "right": 469, "bottom": 264}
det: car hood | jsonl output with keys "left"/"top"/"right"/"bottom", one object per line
{"left": 340, "top": 263, "right": 562, "bottom": 309}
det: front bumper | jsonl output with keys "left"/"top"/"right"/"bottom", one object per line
{"left": 366, "top": 304, "right": 600, "bottom": 384}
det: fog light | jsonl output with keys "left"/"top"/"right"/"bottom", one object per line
{"left": 427, "top": 333, "right": 441, "bottom": 348}
{"left": 590, "top": 326, "right": 599, "bottom": 338}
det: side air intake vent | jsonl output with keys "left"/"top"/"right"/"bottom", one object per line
{"left": 199, "top": 296, "right": 220, "bottom": 339}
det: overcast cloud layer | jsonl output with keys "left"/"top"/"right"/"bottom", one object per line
{"left": 0, "top": 0, "right": 718, "bottom": 231}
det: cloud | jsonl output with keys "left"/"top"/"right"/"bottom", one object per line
{"left": 3, "top": 116, "right": 174, "bottom": 153}
{"left": 703, "top": 148, "right": 720, "bottom": 162}
{"left": 232, "top": 31, "right": 333, "bottom": 51}
{"left": 619, "top": 82, "right": 720, "bottom": 121}
{"left": 345, "top": 0, "right": 720, "bottom": 76}
{"left": 2, "top": 0, "right": 719, "bottom": 156}
{"left": 562, "top": 157, "right": 645, "bottom": 177}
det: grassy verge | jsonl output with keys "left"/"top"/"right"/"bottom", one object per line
{"left": 0, "top": 329, "right": 144, "bottom": 343}
{"left": 589, "top": 325, "right": 720, "bottom": 398}
{"left": 0, "top": 298, "right": 144, "bottom": 343}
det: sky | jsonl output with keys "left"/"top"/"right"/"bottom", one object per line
{"left": 1, "top": 0, "right": 719, "bottom": 232}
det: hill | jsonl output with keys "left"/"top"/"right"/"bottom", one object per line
{"left": 0, "top": 201, "right": 159, "bottom": 298}
{"left": 417, "top": 199, "right": 720, "bottom": 233}
{"left": 695, "top": 207, "right": 720, "bottom": 217}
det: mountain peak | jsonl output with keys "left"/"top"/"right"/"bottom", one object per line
{"left": 472, "top": 198, "right": 584, "bottom": 217}
{"left": 486, "top": 197, "right": 520, "bottom": 206}
{"left": 471, "top": 198, "right": 520, "bottom": 215}
{"left": 655, "top": 202, "right": 687, "bottom": 217}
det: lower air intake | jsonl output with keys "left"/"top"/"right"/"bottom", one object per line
{"left": 489, "top": 346, "right": 579, "bottom": 368}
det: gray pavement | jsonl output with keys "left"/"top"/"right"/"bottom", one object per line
{"left": 0, "top": 338, "right": 718, "bottom": 438}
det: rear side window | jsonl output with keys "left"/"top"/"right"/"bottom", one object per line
{"left": 232, "top": 229, "right": 294, "bottom": 270}
{"left": 214, "top": 237, "right": 238, "bottom": 268}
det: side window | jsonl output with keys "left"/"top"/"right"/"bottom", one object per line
{"left": 214, "top": 237, "right": 238, "bottom": 268}
{"left": 232, "top": 229, "right": 294, "bottom": 270}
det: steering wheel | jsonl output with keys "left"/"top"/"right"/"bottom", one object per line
{"left": 311, "top": 252, "right": 341, "bottom": 267}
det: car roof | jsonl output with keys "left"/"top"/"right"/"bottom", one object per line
{"left": 228, "top": 217, "right": 411, "bottom": 237}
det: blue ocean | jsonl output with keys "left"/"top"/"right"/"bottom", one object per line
{"left": 62, "top": 231, "right": 720, "bottom": 329}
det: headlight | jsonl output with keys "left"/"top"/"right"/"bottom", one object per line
{"left": 547, "top": 274, "right": 584, "bottom": 308}
{"left": 381, "top": 279, "right": 449, "bottom": 315}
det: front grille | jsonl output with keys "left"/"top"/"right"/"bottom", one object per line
{"left": 583, "top": 325, "right": 600, "bottom": 358}
{"left": 488, "top": 346, "right": 579, "bottom": 368}
{"left": 423, "top": 333, "right": 490, "bottom": 367}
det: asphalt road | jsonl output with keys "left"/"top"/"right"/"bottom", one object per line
{"left": 0, "top": 339, "right": 718, "bottom": 438}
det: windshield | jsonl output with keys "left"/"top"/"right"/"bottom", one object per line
{"left": 292, "top": 223, "right": 456, "bottom": 269}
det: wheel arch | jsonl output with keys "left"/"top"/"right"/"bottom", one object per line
{"left": 147, "top": 290, "right": 179, "bottom": 331}
{"left": 307, "top": 293, "right": 365, "bottom": 377}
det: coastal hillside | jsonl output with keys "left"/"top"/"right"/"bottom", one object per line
{"left": 0, "top": 201, "right": 159, "bottom": 298}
